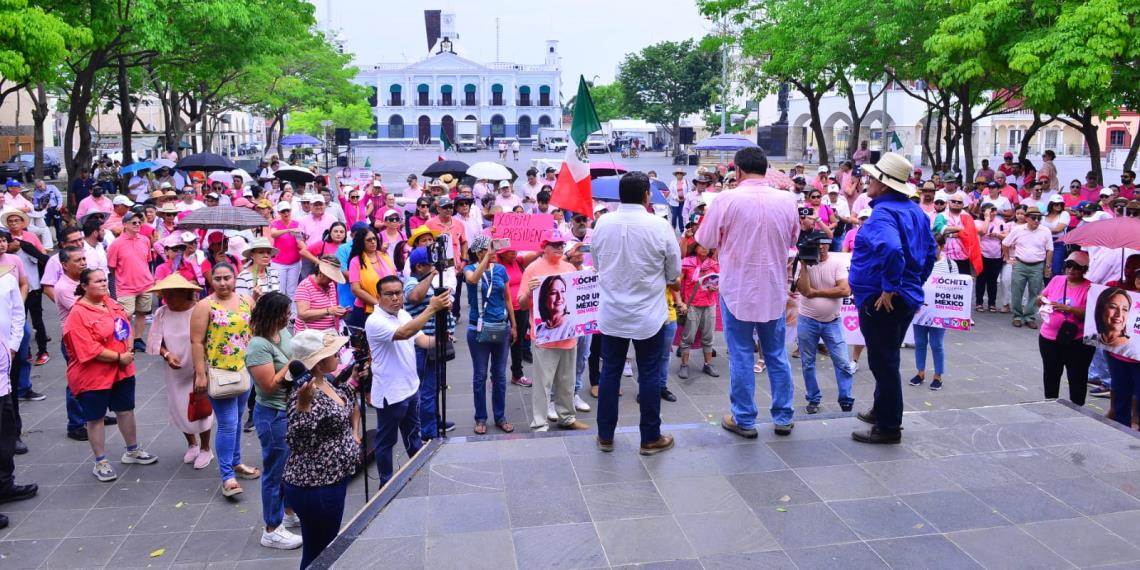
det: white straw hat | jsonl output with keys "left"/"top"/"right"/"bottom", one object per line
{"left": 862, "top": 152, "right": 918, "bottom": 198}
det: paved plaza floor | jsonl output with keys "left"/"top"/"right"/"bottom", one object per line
{"left": 0, "top": 146, "right": 1131, "bottom": 568}
{"left": 333, "top": 401, "right": 1140, "bottom": 569}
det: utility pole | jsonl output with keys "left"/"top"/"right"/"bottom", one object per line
{"left": 720, "top": 15, "right": 728, "bottom": 136}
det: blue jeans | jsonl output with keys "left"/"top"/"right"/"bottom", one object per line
{"left": 913, "top": 325, "right": 946, "bottom": 376}
{"left": 722, "top": 299, "right": 795, "bottom": 428}
{"left": 14, "top": 322, "right": 31, "bottom": 396}
{"left": 61, "top": 341, "right": 84, "bottom": 432}
{"left": 597, "top": 325, "right": 666, "bottom": 445}
{"left": 859, "top": 299, "right": 917, "bottom": 435}
{"left": 284, "top": 477, "right": 348, "bottom": 569}
{"left": 374, "top": 395, "right": 422, "bottom": 486}
{"left": 1090, "top": 348, "right": 1111, "bottom": 387}
{"left": 253, "top": 403, "right": 289, "bottom": 529}
{"left": 415, "top": 346, "right": 439, "bottom": 440}
{"left": 670, "top": 205, "right": 684, "bottom": 232}
{"left": 467, "top": 328, "right": 509, "bottom": 424}
{"left": 1106, "top": 356, "right": 1139, "bottom": 428}
{"left": 796, "top": 316, "right": 854, "bottom": 406}
{"left": 660, "top": 321, "right": 677, "bottom": 389}
{"left": 209, "top": 390, "right": 248, "bottom": 482}
{"left": 575, "top": 334, "right": 590, "bottom": 394}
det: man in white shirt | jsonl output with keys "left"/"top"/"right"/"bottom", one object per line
{"left": 980, "top": 181, "right": 1013, "bottom": 213}
{"left": 494, "top": 180, "right": 522, "bottom": 212}
{"left": 81, "top": 218, "right": 110, "bottom": 273}
{"left": 519, "top": 168, "right": 543, "bottom": 206}
{"left": 366, "top": 275, "right": 449, "bottom": 485}
{"left": 0, "top": 261, "right": 35, "bottom": 510}
{"left": 176, "top": 186, "right": 205, "bottom": 212}
{"left": 592, "top": 171, "right": 681, "bottom": 455}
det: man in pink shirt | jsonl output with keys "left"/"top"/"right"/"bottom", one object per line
{"left": 1039, "top": 150, "right": 1059, "bottom": 195}
{"left": 106, "top": 211, "right": 155, "bottom": 350}
{"left": 75, "top": 186, "right": 113, "bottom": 219}
{"left": 695, "top": 147, "right": 800, "bottom": 438}
{"left": 2, "top": 180, "right": 32, "bottom": 213}
{"left": 298, "top": 195, "right": 336, "bottom": 249}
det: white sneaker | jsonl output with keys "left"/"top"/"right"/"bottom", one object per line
{"left": 546, "top": 401, "right": 558, "bottom": 422}
{"left": 282, "top": 512, "right": 301, "bottom": 529}
{"left": 623, "top": 362, "right": 634, "bottom": 377}
{"left": 121, "top": 448, "right": 158, "bottom": 465}
{"left": 850, "top": 361, "right": 859, "bottom": 374}
{"left": 261, "top": 526, "right": 302, "bottom": 550}
{"left": 573, "top": 394, "right": 591, "bottom": 412}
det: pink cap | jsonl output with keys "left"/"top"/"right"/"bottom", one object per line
{"left": 539, "top": 229, "right": 568, "bottom": 247}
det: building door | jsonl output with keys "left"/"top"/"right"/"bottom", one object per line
{"left": 418, "top": 115, "right": 431, "bottom": 144}
{"left": 441, "top": 116, "right": 455, "bottom": 143}
{"left": 491, "top": 115, "right": 505, "bottom": 138}
{"left": 517, "top": 116, "right": 531, "bottom": 139}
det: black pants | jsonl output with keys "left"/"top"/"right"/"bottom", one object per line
{"left": 976, "top": 258, "right": 1002, "bottom": 307}
{"left": 451, "top": 279, "right": 463, "bottom": 320}
{"left": 26, "top": 289, "right": 48, "bottom": 354}
{"left": 859, "top": 299, "right": 916, "bottom": 434}
{"left": 284, "top": 478, "right": 348, "bottom": 569}
{"left": 953, "top": 258, "right": 973, "bottom": 277}
{"left": 588, "top": 333, "right": 603, "bottom": 387}
{"left": 0, "top": 393, "right": 16, "bottom": 492}
{"left": 509, "top": 308, "right": 528, "bottom": 379}
{"left": 1039, "top": 336, "right": 1094, "bottom": 406}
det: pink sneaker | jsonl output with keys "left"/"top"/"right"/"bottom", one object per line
{"left": 193, "top": 449, "right": 214, "bottom": 470}
{"left": 511, "top": 376, "right": 533, "bottom": 387}
{"left": 182, "top": 445, "right": 200, "bottom": 464}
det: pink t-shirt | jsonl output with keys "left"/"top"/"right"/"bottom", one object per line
{"left": 503, "top": 258, "right": 524, "bottom": 311}
{"left": 294, "top": 275, "right": 339, "bottom": 332}
{"left": 298, "top": 213, "right": 336, "bottom": 248}
{"left": 348, "top": 254, "right": 395, "bottom": 308}
{"left": 106, "top": 232, "right": 155, "bottom": 296}
{"left": 0, "top": 253, "right": 26, "bottom": 284}
{"left": 76, "top": 195, "right": 113, "bottom": 218}
{"left": 55, "top": 273, "right": 79, "bottom": 322}
{"left": 680, "top": 256, "right": 720, "bottom": 307}
{"left": 270, "top": 219, "right": 301, "bottom": 264}
{"left": 1039, "top": 276, "right": 1091, "bottom": 341}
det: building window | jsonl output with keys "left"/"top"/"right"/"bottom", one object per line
{"left": 538, "top": 115, "right": 552, "bottom": 128}
{"left": 1007, "top": 129, "right": 1023, "bottom": 148}
{"left": 519, "top": 86, "right": 531, "bottom": 107}
{"left": 539, "top": 85, "right": 551, "bottom": 107}
{"left": 464, "top": 84, "right": 476, "bottom": 106}
{"left": 418, "top": 115, "right": 431, "bottom": 144}
{"left": 1109, "top": 129, "right": 1126, "bottom": 149}
{"left": 389, "top": 85, "right": 402, "bottom": 106}
{"left": 441, "top": 85, "right": 453, "bottom": 106}
{"left": 490, "top": 114, "right": 505, "bottom": 137}
{"left": 388, "top": 115, "right": 404, "bottom": 138}
{"left": 417, "top": 84, "right": 430, "bottom": 106}
{"left": 491, "top": 83, "right": 503, "bottom": 106}
{"left": 1044, "top": 129, "right": 1058, "bottom": 149}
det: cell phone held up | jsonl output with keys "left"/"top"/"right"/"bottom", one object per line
{"left": 491, "top": 238, "right": 511, "bottom": 251}
{"left": 798, "top": 207, "right": 814, "bottom": 218}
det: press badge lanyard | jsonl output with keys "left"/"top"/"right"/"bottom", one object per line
{"left": 476, "top": 265, "right": 493, "bottom": 332}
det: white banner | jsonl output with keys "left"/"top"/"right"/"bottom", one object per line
{"left": 531, "top": 269, "right": 600, "bottom": 346}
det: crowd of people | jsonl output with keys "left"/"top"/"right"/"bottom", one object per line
{"left": 0, "top": 144, "right": 1137, "bottom": 566}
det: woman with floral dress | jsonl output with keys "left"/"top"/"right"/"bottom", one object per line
{"left": 190, "top": 262, "right": 259, "bottom": 497}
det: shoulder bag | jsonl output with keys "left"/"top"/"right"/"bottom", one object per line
{"left": 476, "top": 265, "right": 509, "bottom": 344}
{"left": 1055, "top": 281, "right": 1079, "bottom": 344}
{"left": 207, "top": 366, "right": 250, "bottom": 399}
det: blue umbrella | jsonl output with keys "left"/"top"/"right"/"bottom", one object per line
{"left": 693, "top": 134, "right": 758, "bottom": 151}
{"left": 119, "top": 161, "right": 158, "bottom": 175}
{"left": 280, "top": 134, "right": 322, "bottom": 146}
{"left": 591, "top": 176, "right": 668, "bottom": 205}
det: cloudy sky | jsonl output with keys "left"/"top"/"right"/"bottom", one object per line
{"left": 313, "top": 0, "right": 713, "bottom": 91}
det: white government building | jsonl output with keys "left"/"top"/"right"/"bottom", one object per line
{"left": 354, "top": 12, "right": 562, "bottom": 145}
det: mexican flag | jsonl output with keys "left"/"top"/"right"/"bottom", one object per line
{"left": 438, "top": 127, "right": 454, "bottom": 161}
{"left": 552, "top": 75, "right": 602, "bottom": 218}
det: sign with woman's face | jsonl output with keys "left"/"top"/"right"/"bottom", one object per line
{"left": 1084, "top": 284, "right": 1140, "bottom": 360}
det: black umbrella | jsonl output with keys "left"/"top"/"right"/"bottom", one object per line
{"left": 274, "top": 165, "right": 317, "bottom": 184}
{"left": 422, "top": 159, "right": 470, "bottom": 180}
{"left": 176, "top": 206, "right": 269, "bottom": 231}
{"left": 176, "top": 152, "right": 237, "bottom": 172}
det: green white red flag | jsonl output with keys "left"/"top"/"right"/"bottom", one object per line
{"left": 551, "top": 75, "right": 602, "bottom": 218}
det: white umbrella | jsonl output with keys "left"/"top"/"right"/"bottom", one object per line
{"left": 466, "top": 161, "right": 512, "bottom": 181}
{"left": 153, "top": 158, "right": 177, "bottom": 170}
{"left": 207, "top": 168, "right": 253, "bottom": 186}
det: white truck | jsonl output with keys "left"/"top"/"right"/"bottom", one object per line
{"left": 533, "top": 127, "right": 568, "bottom": 152}
{"left": 586, "top": 133, "right": 609, "bottom": 154}
{"left": 455, "top": 119, "right": 479, "bottom": 152}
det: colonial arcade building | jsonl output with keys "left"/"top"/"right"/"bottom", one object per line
{"left": 355, "top": 17, "right": 562, "bottom": 145}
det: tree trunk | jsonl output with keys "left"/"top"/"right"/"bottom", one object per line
{"left": 960, "top": 112, "right": 976, "bottom": 185}
{"left": 922, "top": 110, "right": 936, "bottom": 169}
{"left": 64, "top": 57, "right": 102, "bottom": 187}
{"left": 1122, "top": 127, "right": 1140, "bottom": 173}
{"left": 671, "top": 117, "right": 681, "bottom": 157}
{"left": 274, "top": 112, "right": 286, "bottom": 160}
{"left": 28, "top": 84, "right": 48, "bottom": 179}
{"left": 1018, "top": 112, "right": 1051, "bottom": 164}
{"left": 117, "top": 55, "right": 135, "bottom": 167}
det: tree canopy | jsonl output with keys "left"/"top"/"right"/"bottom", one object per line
{"left": 617, "top": 39, "right": 720, "bottom": 154}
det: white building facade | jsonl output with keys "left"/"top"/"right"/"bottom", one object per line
{"left": 355, "top": 28, "right": 562, "bottom": 145}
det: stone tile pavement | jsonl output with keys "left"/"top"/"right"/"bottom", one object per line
{"left": 335, "top": 401, "right": 1140, "bottom": 569}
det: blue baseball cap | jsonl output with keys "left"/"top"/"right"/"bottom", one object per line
{"left": 4, "top": 179, "right": 19, "bottom": 188}
{"left": 408, "top": 246, "right": 430, "bottom": 267}
{"left": 350, "top": 221, "right": 370, "bottom": 233}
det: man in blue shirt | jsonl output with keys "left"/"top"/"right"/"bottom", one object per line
{"left": 848, "top": 153, "right": 936, "bottom": 444}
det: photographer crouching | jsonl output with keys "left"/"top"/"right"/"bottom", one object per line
{"left": 365, "top": 274, "right": 450, "bottom": 487}
{"left": 282, "top": 329, "right": 361, "bottom": 569}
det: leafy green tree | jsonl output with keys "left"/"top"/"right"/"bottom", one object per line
{"left": 589, "top": 82, "right": 627, "bottom": 123}
{"left": 0, "top": 0, "right": 87, "bottom": 109}
{"left": 287, "top": 100, "right": 374, "bottom": 136}
{"left": 1008, "top": 0, "right": 1140, "bottom": 179}
{"left": 616, "top": 39, "right": 720, "bottom": 155}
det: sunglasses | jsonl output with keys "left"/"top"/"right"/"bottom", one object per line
{"left": 1027, "top": 215, "right": 1042, "bottom": 221}
{"left": 385, "top": 216, "right": 400, "bottom": 222}
{"left": 949, "top": 200, "right": 963, "bottom": 204}
{"left": 1126, "top": 208, "right": 1140, "bottom": 217}
{"left": 1064, "top": 261, "right": 1087, "bottom": 270}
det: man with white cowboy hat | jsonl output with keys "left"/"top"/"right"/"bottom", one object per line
{"left": 848, "top": 152, "right": 937, "bottom": 444}
{"left": 666, "top": 167, "right": 688, "bottom": 233}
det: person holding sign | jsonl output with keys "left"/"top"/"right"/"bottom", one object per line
{"left": 1036, "top": 251, "right": 1094, "bottom": 406}
{"left": 848, "top": 152, "right": 937, "bottom": 444}
{"left": 519, "top": 230, "right": 587, "bottom": 432}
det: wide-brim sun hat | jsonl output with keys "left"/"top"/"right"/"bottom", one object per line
{"left": 862, "top": 152, "right": 918, "bottom": 198}
{"left": 317, "top": 257, "right": 346, "bottom": 284}
{"left": 1, "top": 208, "right": 29, "bottom": 226}
{"left": 242, "top": 236, "right": 279, "bottom": 258}
{"left": 292, "top": 329, "right": 350, "bottom": 370}
{"left": 408, "top": 224, "right": 440, "bottom": 244}
{"left": 148, "top": 273, "right": 202, "bottom": 293}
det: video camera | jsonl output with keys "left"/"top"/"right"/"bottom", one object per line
{"left": 795, "top": 231, "right": 830, "bottom": 267}
{"left": 428, "top": 234, "right": 454, "bottom": 270}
